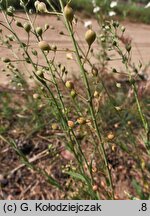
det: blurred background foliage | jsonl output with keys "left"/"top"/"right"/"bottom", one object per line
{"left": 0, "top": 0, "right": 150, "bottom": 24}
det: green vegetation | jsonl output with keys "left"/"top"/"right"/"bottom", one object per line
{"left": 116, "top": 3, "right": 150, "bottom": 24}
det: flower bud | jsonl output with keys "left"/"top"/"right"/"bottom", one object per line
{"left": 85, "top": 29, "right": 96, "bottom": 47}
{"left": 64, "top": 4, "right": 74, "bottom": 23}
{"left": 38, "top": 41, "right": 50, "bottom": 51}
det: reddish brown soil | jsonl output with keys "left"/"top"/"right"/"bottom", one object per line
{"left": 0, "top": 12, "right": 150, "bottom": 86}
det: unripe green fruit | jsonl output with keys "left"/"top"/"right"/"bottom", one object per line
{"left": 64, "top": 4, "right": 74, "bottom": 23}
{"left": 38, "top": 41, "right": 50, "bottom": 51}
{"left": 23, "top": 22, "right": 31, "bottom": 33}
{"left": 15, "top": 21, "right": 23, "bottom": 27}
{"left": 36, "top": 27, "right": 43, "bottom": 36}
{"left": 126, "top": 44, "right": 131, "bottom": 52}
{"left": 85, "top": 29, "right": 96, "bottom": 47}
{"left": 38, "top": 2, "right": 47, "bottom": 13}
{"left": 70, "top": 89, "right": 76, "bottom": 98}
{"left": 65, "top": 80, "right": 74, "bottom": 89}
{"left": 32, "top": 49, "right": 38, "bottom": 56}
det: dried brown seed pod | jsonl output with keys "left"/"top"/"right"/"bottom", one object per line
{"left": 38, "top": 41, "right": 50, "bottom": 51}
{"left": 65, "top": 80, "right": 74, "bottom": 89}
{"left": 77, "top": 117, "right": 86, "bottom": 125}
{"left": 67, "top": 121, "right": 75, "bottom": 128}
{"left": 64, "top": 4, "right": 74, "bottom": 23}
{"left": 85, "top": 29, "right": 96, "bottom": 47}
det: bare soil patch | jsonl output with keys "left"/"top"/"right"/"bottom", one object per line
{"left": 0, "top": 12, "right": 150, "bottom": 86}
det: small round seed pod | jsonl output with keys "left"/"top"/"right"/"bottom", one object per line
{"left": 38, "top": 41, "right": 50, "bottom": 51}
{"left": 38, "top": 2, "right": 47, "bottom": 13}
{"left": 36, "top": 27, "right": 43, "bottom": 37}
{"left": 36, "top": 70, "right": 44, "bottom": 78}
{"left": 51, "top": 44, "right": 57, "bottom": 52}
{"left": 33, "top": 93, "right": 40, "bottom": 99}
{"left": 77, "top": 117, "right": 86, "bottom": 125}
{"left": 125, "top": 43, "right": 131, "bottom": 52}
{"left": 94, "top": 90, "right": 99, "bottom": 98}
{"left": 32, "top": 49, "right": 38, "bottom": 56}
{"left": 6, "top": 6, "right": 15, "bottom": 16}
{"left": 68, "top": 120, "right": 75, "bottom": 128}
{"left": 44, "top": 24, "right": 49, "bottom": 30}
{"left": 121, "top": 26, "right": 125, "bottom": 33}
{"left": 8, "top": 34, "right": 14, "bottom": 41}
{"left": 92, "top": 185, "right": 98, "bottom": 191}
{"left": 34, "top": 0, "right": 40, "bottom": 9}
{"left": 85, "top": 29, "right": 96, "bottom": 47}
{"left": 70, "top": 89, "right": 77, "bottom": 98}
{"left": 15, "top": 21, "right": 23, "bottom": 27}
{"left": 92, "top": 67, "right": 98, "bottom": 76}
{"left": 64, "top": 4, "right": 74, "bottom": 23}
{"left": 52, "top": 123, "right": 59, "bottom": 130}
{"left": 107, "top": 132, "right": 115, "bottom": 140}
{"left": 65, "top": 80, "right": 74, "bottom": 90}
{"left": 2, "top": 58, "right": 11, "bottom": 63}
{"left": 23, "top": 22, "right": 31, "bottom": 33}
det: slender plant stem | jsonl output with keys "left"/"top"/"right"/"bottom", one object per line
{"left": 59, "top": 0, "right": 114, "bottom": 199}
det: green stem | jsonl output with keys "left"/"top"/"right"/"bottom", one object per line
{"left": 59, "top": 0, "right": 114, "bottom": 199}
